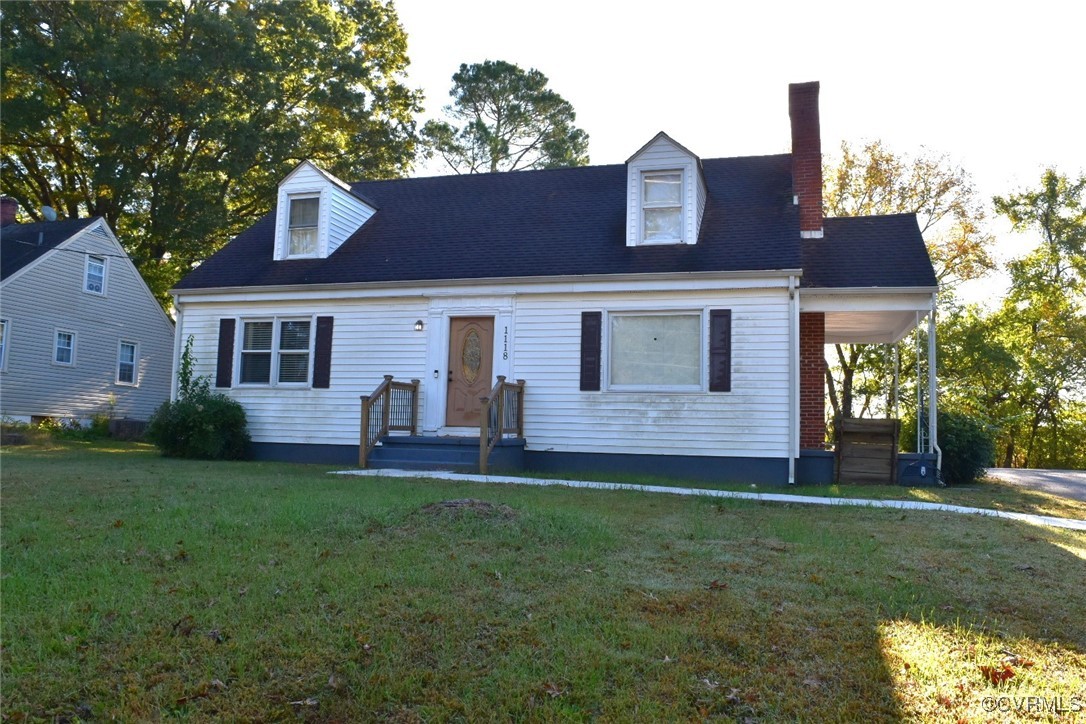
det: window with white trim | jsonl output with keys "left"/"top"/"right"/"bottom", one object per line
{"left": 117, "top": 341, "right": 138, "bottom": 385}
{"left": 85, "top": 254, "right": 106, "bottom": 294}
{"left": 55, "top": 330, "right": 75, "bottom": 365}
{"left": 642, "top": 171, "right": 683, "bottom": 243}
{"left": 0, "top": 319, "right": 8, "bottom": 371}
{"left": 239, "top": 318, "right": 313, "bottom": 385}
{"left": 287, "top": 196, "right": 320, "bottom": 257}
{"left": 608, "top": 312, "right": 701, "bottom": 390}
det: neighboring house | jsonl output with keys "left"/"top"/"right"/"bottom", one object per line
{"left": 0, "top": 208, "right": 175, "bottom": 424}
{"left": 170, "top": 82, "right": 939, "bottom": 484}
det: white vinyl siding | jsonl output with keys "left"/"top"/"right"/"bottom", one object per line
{"left": 174, "top": 283, "right": 789, "bottom": 459}
{"left": 117, "top": 341, "right": 138, "bottom": 385}
{"left": 177, "top": 299, "right": 428, "bottom": 446}
{"left": 0, "top": 221, "right": 175, "bottom": 421}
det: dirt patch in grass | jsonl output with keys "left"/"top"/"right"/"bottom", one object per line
{"left": 418, "top": 498, "right": 517, "bottom": 520}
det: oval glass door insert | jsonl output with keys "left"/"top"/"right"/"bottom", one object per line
{"left": 462, "top": 329, "right": 482, "bottom": 384}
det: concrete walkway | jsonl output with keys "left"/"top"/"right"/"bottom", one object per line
{"left": 986, "top": 468, "right": 1086, "bottom": 504}
{"left": 337, "top": 469, "right": 1086, "bottom": 532}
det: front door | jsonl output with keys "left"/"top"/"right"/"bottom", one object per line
{"left": 446, "top": 317, "right": 494, "bottom": 427}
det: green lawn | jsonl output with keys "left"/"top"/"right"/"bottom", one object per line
{"left": 3, "top": 441, "right": 1084, "bottom": 721}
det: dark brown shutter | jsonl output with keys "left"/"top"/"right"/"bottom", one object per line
{"left": 708, "top": 309, "right": 732, "bottom": 392}
{"left": 312, "top": 316, "right": 334, "bottom": 389}
{"left": 580, "top": 311, "right": 602, "bottom": 391}
{"left": 215, "top": 318, "right": 236, "bottom": 388}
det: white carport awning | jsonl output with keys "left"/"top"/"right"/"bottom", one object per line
{"left": 799, "top": 288, "right": 937, "bottom": 344}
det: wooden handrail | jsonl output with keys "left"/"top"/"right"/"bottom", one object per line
{"left": 479, "top": 376, "right": 525, "bottom": 474}
{"left": 359, "top": 375, "right": 420, "bottom": 467}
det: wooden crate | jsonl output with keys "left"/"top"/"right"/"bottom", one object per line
{"left": 835, "top": 418, "right": 900, "bottom": 485}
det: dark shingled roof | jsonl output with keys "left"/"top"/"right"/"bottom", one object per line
{"left": 1, "top": 218, "right": 99, "bottom": 280}
{"left": 176, "top": 155, "right": 802, "bottom": 290}
{"left": 803, "top": 215, "right": 938, "bottom": 288}
{"left": 174, "top": 155, "right": 935, "bottom": 291}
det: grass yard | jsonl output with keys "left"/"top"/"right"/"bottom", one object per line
{"left": 2, "top": 441, "right": 1084, "bottom": 721}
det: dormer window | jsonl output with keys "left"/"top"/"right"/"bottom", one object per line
{"left": 272, "top": 160, "right": 377, "bottom": 262}
{"left": 288, "top": 196, "right": 320, "bottom": 257}
{"left": 625, "top": 133, "right": 706, "bottom": 248}
{"left": 643, "top": 171, "right": 683, "bottom": 242}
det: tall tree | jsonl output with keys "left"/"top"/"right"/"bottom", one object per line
{"left": 988, "top": 170, "right": 1086, "bottom": 467}
{"left": 821, "top": 141, "right": 995, "bottom": 424}
{"left": 421, "top": 60, "right": 589, "bottom": 174}
{"left": 1, "top": 0, "right": 421, "bottom": 305}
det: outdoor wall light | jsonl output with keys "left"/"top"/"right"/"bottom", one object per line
{"left": 414, "top": 320, "right": 424, "bottom": 332}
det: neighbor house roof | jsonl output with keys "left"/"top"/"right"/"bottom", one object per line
{"left": 802, "top": 215, "right": 938, "bottom": 289}
{"left": 175, "top": 155, "right": 803, "bottom": 290}
{"left": 1, "top": 218, "right": 99, "bottom": 280}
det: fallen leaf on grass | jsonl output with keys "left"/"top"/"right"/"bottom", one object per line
{"left": 289, "top": 697, "right": 319, "bottom": 708}
{"left": 979, "top": 664, "right": 1015, "bottom": 684}
{"left": 707, "top": 579, "right": 728, "bottom": 590}
{"left": 172, "top": 615, "right": 196, "bottom": 637}
{"left": 803, "top": 677, "right": 824, "bottom": 689}
{"left": 542, "top": 682, "right": 564, "bottom": 698}
{"left": 112, "top": 520, "right": 124, "bottom": 528}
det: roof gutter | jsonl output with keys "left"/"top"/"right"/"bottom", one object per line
{"left": 170, "top": 268, "right": 807, "bottom": 299}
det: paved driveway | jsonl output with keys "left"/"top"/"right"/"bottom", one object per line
{"left": 986, "top": 468, "right": 1086, "bottom": 504}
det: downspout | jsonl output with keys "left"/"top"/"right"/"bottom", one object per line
{"left": 928, "top": 292, "right": 943, "bottom": 480}
{"left": 169, "top": 296, "right": 184, "bottom": 401}
{"left": 788, "top": 275, "right": 799, "bottom": 485}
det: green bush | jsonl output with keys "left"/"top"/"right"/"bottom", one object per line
{"left": 903, "top": 410, "right": 995, "bottom": 485}
{"left": 146, "top": 337, "right": 250, "bottom": 460}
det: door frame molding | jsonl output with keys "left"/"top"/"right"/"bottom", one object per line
{"left": 422, "top": 296, "right": 514, "bottom": 434}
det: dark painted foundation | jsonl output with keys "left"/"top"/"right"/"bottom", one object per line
{"left": 523, "top": 450, "right": 789, "bottom": 486}
{"left": 248, "top": 441, "right": 942, "bottom": 488}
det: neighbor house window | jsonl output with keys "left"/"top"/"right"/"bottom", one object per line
{"left": 117, "top": 341, "right": 138, "bottom": 385}
{"left": 288, "top": 196, "right": 320, "bottom": 256}
{"left": 0, "top": 319, "right": 8, "bottom": 370}
{"left": 85, "top": 254, "right": 106, "bottom": 294}
{"left": 239, "top": 318, "right": 312, "bottom": 385}
{"left": 609, "top": 313, "right": 700, "bottom": 389}
{"left": 55, "top": 330, "right": 75, "bottom": 365}
{"left": 642, "top": 171, "right": 683, "bottom": 242}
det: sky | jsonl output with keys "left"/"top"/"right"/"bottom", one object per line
{"left": 394, "top": 0, "right": 1084, "bottom": 304}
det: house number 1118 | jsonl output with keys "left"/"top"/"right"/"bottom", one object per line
{"left": 503, "top": 326, "right": 509, "bottom": 360}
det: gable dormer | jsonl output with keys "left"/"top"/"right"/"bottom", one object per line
{"left": 273, "top": 161, "right": 377, "bottom": 261}
{"left": 625, "top": 132, "right": 707, "bottom": 247}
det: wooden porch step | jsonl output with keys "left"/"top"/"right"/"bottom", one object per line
{"left": 366, "top": 435, "right": 526, "bottom": 473}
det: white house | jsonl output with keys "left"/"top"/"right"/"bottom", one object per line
{"left": 169, "top": 82, "right": 939, "bottom": 484}
{"left": 0, "top": 212, "right": 176, "bottom": 426}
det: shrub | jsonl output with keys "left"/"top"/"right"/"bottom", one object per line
{"left": 145, "top": 337, "right": 250, "bottom": 460}
{"left": 903, "top": 410, "right": 995, "bottom": 485}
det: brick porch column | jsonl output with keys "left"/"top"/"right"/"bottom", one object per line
{"left": 800, "top": 312, "right": 827, "bottom": 449}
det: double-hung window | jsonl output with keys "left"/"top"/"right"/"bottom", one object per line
{"left": 85, "top": 254, "right": 106, "bottom": 294}
{"left": 642, "top": 171, "right": 683, "bottom": 243}
{"left": 55, "top": 330, "right": 75, "bottom": 365}
{"left": 288, "top": 196, "right": 320, "bottom": 257}
{"left": 239, "top": 318, "right": 312, "bottom": 385}
{"left": 609, "top": 312, "right": 701, "bottom": 390}
{"left": 117, "top": 341, "right": 138, "bottom": 385}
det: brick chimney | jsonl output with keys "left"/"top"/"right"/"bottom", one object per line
{"left": 0, "top": 196, "right": 18, "bottom": 226}
{"left": 789, "top": 82, "right": 823, "bottom": 238}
